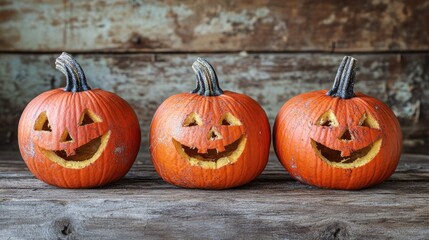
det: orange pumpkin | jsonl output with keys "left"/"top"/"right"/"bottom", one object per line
{"left": 18, "top": 52, "right": 141, "bottom": 188}
{"left": 274, "top": 56, "right": 402, "bottom": 190}
{"left": 150, "top": 58, "right": 270, "bottom": 189}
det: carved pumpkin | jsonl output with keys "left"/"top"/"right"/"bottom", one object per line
{"left": 150, "top": 58, "right": 271, "bottom": 189}
{"left": 274, "top": 56, "right": 402, "bottom": 189}
{"left": 18, "top": 52, "right": 141, "bottom": 188}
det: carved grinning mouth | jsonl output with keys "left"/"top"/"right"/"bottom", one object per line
{"left": 181, "top": 137, "right": 243, "bottom": 161}
{"left": 311, "top": 138, "right": 382, "bottom": 168}
{"left": 314, "top": 140, "right": 373, "bottom": 163}
{"left": 54, "top": 135, "right": 102, "bottom": 161}
{"left": 172, "top": 135, "right": 247, "bottom": 169}
{"left": 39, "top": 131, "right": 111, "bottom": 169}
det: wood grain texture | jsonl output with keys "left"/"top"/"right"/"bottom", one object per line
{"left": 0, "top": 151, "right": 428, "bottom": 239}
{"left": 0, "top": 0, "right": 428, "bottom": 52}
{"left": 1, "top": 53, "right": 428, "bottom": 153}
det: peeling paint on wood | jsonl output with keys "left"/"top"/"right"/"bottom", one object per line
{"left": 0, "top": 0, "right": 428, "bottom": 52}
{"left": 0, "top": 53, "right": 427, "bottom": 154}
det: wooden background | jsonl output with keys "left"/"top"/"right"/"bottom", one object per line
{"left": 0, "top": 0, "right": 428, "bottom": 154}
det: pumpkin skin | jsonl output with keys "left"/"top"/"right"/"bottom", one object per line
{"left": 274, "top": 56, "right": 402, "bottom": 190}
{"left": 150, "top": 58, "right": 270, "bottom": 189}
{"left": 18, "top": 53, "right": 141, "bottom": 188}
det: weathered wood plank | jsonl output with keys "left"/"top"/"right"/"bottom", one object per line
{"left": 0, "top": 152, "right": 428, "bottom": 189}
{"left": 1, "top": 0, "right": 428, "bottom": 52}
{"left": 1, "top": 187, "right": 427, "bottom": 240}
{"left": 1, "top": 53, "right": 428, "bottom": 153}
{"left": 0, "top": 183, "right": 428, "bottom": 240}
{"left": 0, "top": 151, "right": 428, "bottom": 239}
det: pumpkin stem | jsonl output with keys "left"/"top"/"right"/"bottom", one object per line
{"left": 327, "top": 56, "right": 356, "bottom": 99}
{"left": 55, "top": 52, "right": 91, "bottom": 92}
{"left": 191, "top": 58, "right": 223, "bottom": 96}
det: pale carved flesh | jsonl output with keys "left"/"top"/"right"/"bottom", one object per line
{"left": 311, "top": 111, "right": 382, "bottom": 169}
{"left": 173, "top": 112, "right": 247, "bottom": 169}
{"left": 34, "top": 110, "right": 111, "bottom": 169}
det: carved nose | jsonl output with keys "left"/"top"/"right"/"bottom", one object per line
{"left": 339, "top": 128, "right": 353, "bottom": 141}
{"left": 60, "top": 129, "right": 73, "bottom": 143}
{"left": 208, "top": 127, "right": 222, "bottom": 141}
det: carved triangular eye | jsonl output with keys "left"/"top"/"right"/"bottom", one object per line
{"left": 359, "top": 113, "right": 380, "bottom": 129}
{"left": 183, "top": 112, "right": 202, "bottom": 127}
{"left": 79, "top": 109, "right": 101, "bottom": 126}
{"left": 316, "top": 110, "right": 339, "bottom": 127}
{"left": 220, "top": 113, "right": 242, "bottom": 126}
{"left": 34, "top": 111, "right": 52, "bottom": 132}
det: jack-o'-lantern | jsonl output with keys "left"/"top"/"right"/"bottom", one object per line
{"left": 150, "top": 58, "right": 271, "bottom": 189}
{"left": 274, "top": 56, "right": 402, "bottom": 190}
{"left": 18, "top": 52, "right": 141, "bottom": 188}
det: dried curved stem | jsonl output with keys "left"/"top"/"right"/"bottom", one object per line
{"left": 191, "top": 58, "right": 223, "bottom": 96}
{"left": 55, "top": 52, "right": 91, "bottom": 92}
{"left": 327, "top": 56, "right": 357, "bottom": 99}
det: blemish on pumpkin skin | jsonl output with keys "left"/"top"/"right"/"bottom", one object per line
{"left": 114, "top": 146, "right": 124, "bottom": 154}
{"left": 294, "top": 175, "right": 303, "bottom": 182}
{"left": 149, "top": 135, "right": 169, "bottom": 151}
{"left": 344, "top": 169, "right": 353, "bottom": 176}
{"left": 290, "top": 156, "right": 297, "bottom": 169}
{"left": 23, "top": 141, "right": 35, "bottom": 158}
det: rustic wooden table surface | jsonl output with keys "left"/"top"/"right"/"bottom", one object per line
{"left": 0, "top": 151, "right": 428, "bottom": 239}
